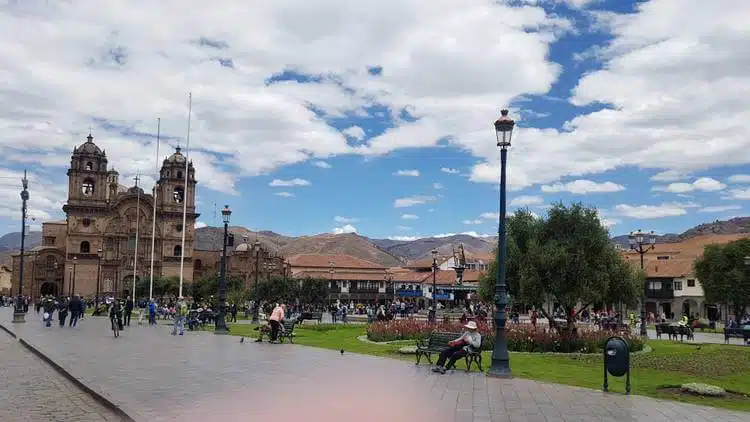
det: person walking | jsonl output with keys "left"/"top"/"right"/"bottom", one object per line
{"left": 68, "top": 295, "right": 83, "bottom": 327}
{"left": 171, "top": 297, "right": 188, "bottom": 336}
{"left": 57, "top": 298, "right": 68, "bottom": 327}
{"left": 124, "top": 297, "right": 134, "bottom": 327}
{"left": 148, "top": 299, "right": 157, "bottom": 326}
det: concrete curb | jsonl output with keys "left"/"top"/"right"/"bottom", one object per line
{"left": 0, "top": 321, "right": 137, "bottom": 422}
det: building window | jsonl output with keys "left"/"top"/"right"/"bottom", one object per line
{"left": 195, "top": 259, "right": 202, "bottom": 269}
{"left": 45, "top": 255, "right": 56, "bottom": 269}
{"left": 127, "top": 235, "right": 135, "bottom": 250}
{"left": 177, "top": 171, "right": 183, "bottom": 180}
{"left": 673, "top": 281, "right": 682, "bottom": 290}
{"left": 80, "top": 241, "right": 90, "bottom": 253}
{"left": 687, "top": 279, "right": 696, "bottom": 287}
{"left": 85, "top": 162, "right": 93, "bottom": 171}
{"left": 175, "top": 224, "right": 183, "bottom": 233}
{"left": 648, "top": 281, "right": 662, "bottom": 290}
{"left": 82, "top": 217, "right": 91, "bottom": 227}
{"left": 380, "top": 281, "right": 384, "bottom": 288}
{"left": 104, "top": 237, "right": 114, "bottom": 250}
{"left": 43, "top": 236, "right": 55, "bottom": 246}
{"left": 173, "top": 245, "right": 182, "bottom": 257}
{"left": 173, "top": 186, "right": 185, "bottom": 203}
{"left": 81, "top": 178, "right": 95, "bottom": 196}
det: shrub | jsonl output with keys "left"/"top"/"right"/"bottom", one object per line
{"left": 680, "top": 382, "right": 726, "bottom": 397}
{"left": 366, "top": 320, "right": 644, "bottom": 353}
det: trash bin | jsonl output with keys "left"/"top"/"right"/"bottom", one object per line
{"left": 603, "top": 336, "right": 631, "bottom": 394}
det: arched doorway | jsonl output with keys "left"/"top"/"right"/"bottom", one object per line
{"left": 40, "top": 282, "right": 58, "bottom": 297}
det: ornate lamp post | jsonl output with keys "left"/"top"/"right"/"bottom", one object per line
{"left": 384, "top": 268, "right": 393, "bottom": 304}
{"left": 215, "top": 205, "right": 231, "bottom": 335}
{"left": 329, "top": 261, "right": 335, "bottom": 307}
{"left": 251, "top": 238, "right": 261, "bottom": 324}
{"left": 488, "top": 109, "right": 515, "bottom": 378}
{"left": 628, "top": 229, "right": 655, "bottom": 338}
{"left": 431, "top": 249, "right": 439, "bottom": 308}
{"left": 95, "top": 249, "right": 103, "bottom": 309}
{"left": 13, "top": 170, "right": 30, "bottom": 323}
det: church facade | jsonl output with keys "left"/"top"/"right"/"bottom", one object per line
{"left": 10, "top": 134, "right": 199, "bottom": 299}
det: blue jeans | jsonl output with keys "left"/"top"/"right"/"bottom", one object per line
{"left": 172, "top": 316, "right": 185, "bottom": 334}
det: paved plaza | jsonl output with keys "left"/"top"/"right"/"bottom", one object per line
{"left": 1, "top": 308, "right": 748, "bottom": 422}
{"left": 0, "top": 326, "right": 122, "bottom": 421}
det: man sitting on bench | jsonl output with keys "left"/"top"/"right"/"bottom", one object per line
{"left": 432, "top": 321, "right": 481, "bottom": 374}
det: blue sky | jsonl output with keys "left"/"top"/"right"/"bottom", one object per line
{"left": 0, "top": 0, "right": 748, "bottom": 240}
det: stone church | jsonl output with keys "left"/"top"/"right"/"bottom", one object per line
{"left": 11, "top": 134, "right": 199, "bottom": 299}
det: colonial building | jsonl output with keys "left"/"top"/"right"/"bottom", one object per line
{"left": 0, "top": 264, "right": 11, "bottom": 295}
{"left": 193, "top": 235, "right": 290, "bottom": 287}
{"left": 11, "top": 134, "right": 199, "bottom": 299}
{"left": 289, "top": 254, "right": 392, "bottom": 303}
{"left": 622, "top": 233, "right": 750, "bottom": 319}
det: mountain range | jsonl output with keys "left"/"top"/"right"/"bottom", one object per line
{"left": 2, "top": 216, "right": 750, "bottom": 267}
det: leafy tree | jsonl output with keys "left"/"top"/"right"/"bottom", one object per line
{"left": 255, "top": 276, "right": 298, "bottom": 304}
{"left": 694, "top": 238, "right": 750, "bottom": 318}
{"left": 297, "top": 277, "right": 329, "bottom": 305}
{"left": 479, "top": 203, "right": 642, "bottom": 336}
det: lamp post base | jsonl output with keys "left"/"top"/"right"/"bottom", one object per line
{"left": 12, "top": 311, "right": 26, "bottom": 323}
{"left": 486, "top": 363, "right": 513, "bottom": 379}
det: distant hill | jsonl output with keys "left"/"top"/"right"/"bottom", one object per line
{"left": 3, "top": 216, "right": 750, "bottom": 267}
{"left": 370, "top": 234, "right": 496, "bottom": 262}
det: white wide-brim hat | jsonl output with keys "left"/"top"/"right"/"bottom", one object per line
{"left": 465, "top": 321, "right": 478, "bottom": 330}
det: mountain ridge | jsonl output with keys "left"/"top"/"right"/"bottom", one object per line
{"left": 1, "top": 216, "right": 749, "bottom": 266}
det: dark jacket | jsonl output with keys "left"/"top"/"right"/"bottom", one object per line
{"left": 68, "top": 298, "right": 83, "bottom": 314}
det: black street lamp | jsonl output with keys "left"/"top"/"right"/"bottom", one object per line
{"left": 95, "top": 248, "right": 103, "bottom": 310}
{"left": 628, "top": 229, "right": 655, "bottom": 338}
{"left": 13, "top": 170, "right": 30, "bottom": 323}
{"left": 384, "top": 268, "right": 393, "bottom": 304}
{"left": 251, "top": 238, "right": 261, "bottom": 324}
{"left": 215, "top": 205, "right": 232, "bottom": 335}
{"left": 329, "top": 261, "right": 335, "bottom": 307}
{"left": 488, "top": 109, "right": 515, "bottom": 378}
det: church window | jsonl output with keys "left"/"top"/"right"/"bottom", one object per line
{"left": 82, "top": 217, "right": 91, "bottom": 227}
{"left": 104, "top": 237, "right": 114, "bottom": 250}
{"left": 173, "top": 245, "right": 182, "bottom": 257}
{"left": 81, "top": 178, "right": 95, "bottom": 196}
{"left": 85, "top": 162, "right": 93, "bottom": 171}
{"left": 195, "top": 259, "right": 202, "bottom": 269}
{"left": 80, "top": 241, "right": 90, "bottom": 253}
{"left": 173, "top": 186, "right": 185, "bottom": 203}
{"left": 175, "top": 224, "right": 183, "bottom": 233}
{"left": 177, "top": 171, "right": 183, "bottom": 180}
{"left": 127, "top": 235, "right": 136, "bottom": 250}
{"left": 46, "top": 255, "right": 56, "bottom": 269}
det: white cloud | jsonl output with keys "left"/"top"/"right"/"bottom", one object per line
{"left": 401, "top": 214, "right": 419, "bottom": 220}
{"left": 432, "top": 182, "right": 443, "bottom": 189}
{"left": 479, "top": 212, "right": 500, "bottom": 220}
{"left": 194, "top": 221, "right": 207, "bottom": 229}
{"left": 388, "top": 235, "right": 419, "bottom": 241}
{"left": 541, "top": 180, "right": 625, "bottom": 194}
{"left": 698, "top": 205, "right": 741, "bottom": 213}
{"left": 651, "top": 170, "right": 691, "bottom": 182}
{"left": 440, "top": 168, "right": 460, "bottom": 174}
{"left": 274, "top": 191, "right": 294, "bottom": 197}
{"left": 462, "top": 219, "right": 483, "bottom": 225}
{"left": 653, "top": 177, "right": 726, "bottom": 193}
{"left": 312, "top": 161, "right": 332, "bottom": 169}
{"left": 332, "top": 224, "right": 357, "bottom": 234}
{"left": 728, "top": 174, "right": 750, "bottom": 183}
{"left": 600, "top": 218, "right": 620, "bottom": 228}
{"left": 509, "top": 195, "right": 544, "bottom": 206}
{"left": 614, "top": 203, "right": 689, "bottom": 219}
{"left": 393, "top": 195, "right": 436, "bottom": 208}
{"left": 333, "top": 216, "right": 357, "bottom": 223}
{"left": 269, "top": 178, "right": 311, "bottom": 187}
{"left": 724, "top": 189, "right": 750, "bottom": 200}
{"left": 394, "top": 169, "right": 420, "bottom": 177}
{"left": 342, "top": 125, "right": 366, "bottom": 140}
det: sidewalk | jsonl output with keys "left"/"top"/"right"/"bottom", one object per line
{"left": 1, "top": 308, "right": 747, "bottom": 422}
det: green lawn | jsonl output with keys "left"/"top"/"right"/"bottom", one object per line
{"left": 227, "top": 322, "right": 750, "bottom": 412}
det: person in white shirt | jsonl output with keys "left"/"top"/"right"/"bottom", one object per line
{"left": 432, "top": 321, "right": 482, "bottom": 374}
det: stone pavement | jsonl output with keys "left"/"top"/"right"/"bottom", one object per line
{"left": 0, "top": 327, "right": 122, "bottom": 421}
{"left": 1, "top": 308, "right": 748, "bottom": 422}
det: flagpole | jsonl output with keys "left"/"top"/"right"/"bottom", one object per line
{"left": 149, "top": 118, "right": 161, "bottom": 301}
{"left": 133, "top": 173, "right": 141, "bottom": 305}
{"left": 178, "top": 93, "right": 192, "bottom": 298}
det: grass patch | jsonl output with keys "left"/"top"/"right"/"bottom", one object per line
{"left": 227, "top": 322, "right": 750, "bottom": 412}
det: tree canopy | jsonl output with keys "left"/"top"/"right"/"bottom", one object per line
{"left": 693, "top": 238, "right": 750, "bottom": 316}
{"left": 479, "top": 203, "right": 642, "bottom": 331}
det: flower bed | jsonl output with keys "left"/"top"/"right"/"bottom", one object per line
{"left": 366, "top": 319, "right": 644, "bottom": 353}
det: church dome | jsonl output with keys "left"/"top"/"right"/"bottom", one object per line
{"left": 164, "top": 146, "right": 187, "bottom": 164}
{"left": 74, "top": 134, "right": 104, "bottom": 155}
